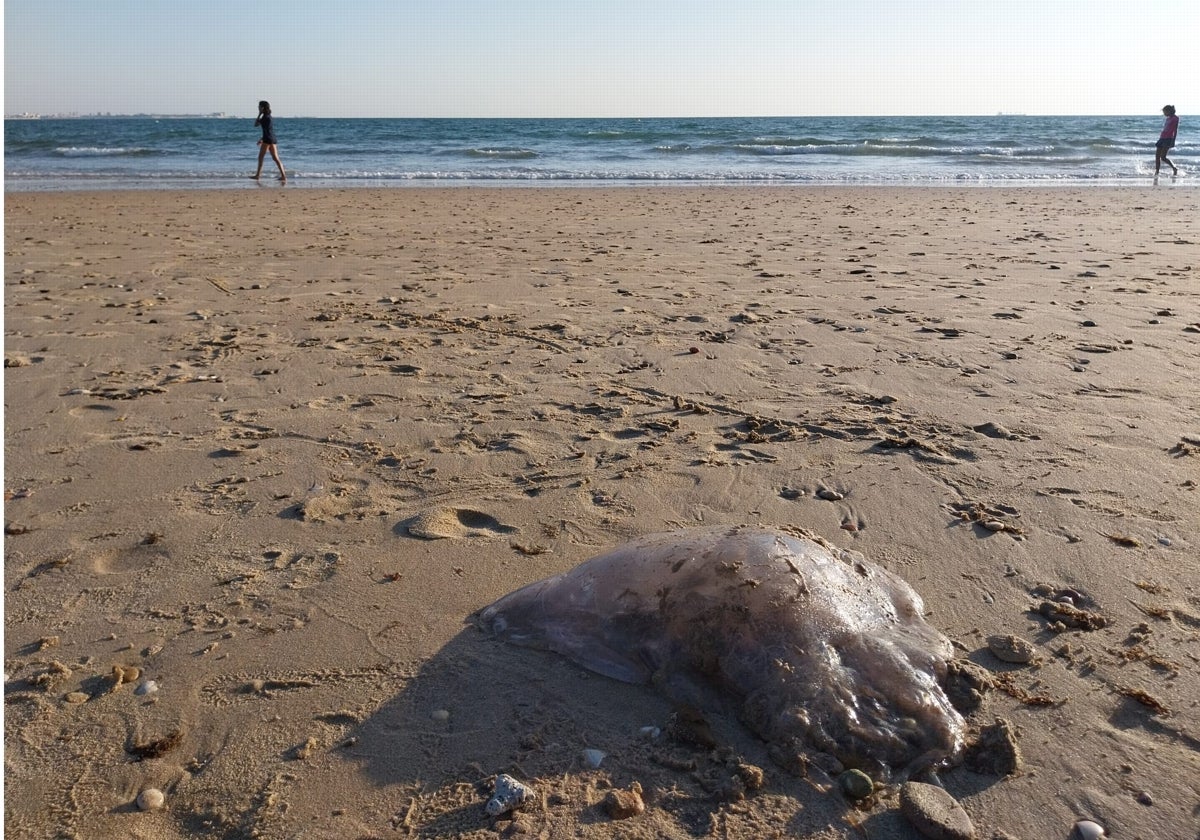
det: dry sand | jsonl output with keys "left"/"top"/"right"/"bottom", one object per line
{"left": 4, "top": 186, "right": 1199, "bottom": 839}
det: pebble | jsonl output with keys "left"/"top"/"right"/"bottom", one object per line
{"left": 136, "top": 787, "right": 165, "bottom": 811}
{"left": 1074, "top": 819, "right": 1105, "bottom": 839}
{"left": 638, "top": 725, "right": 661, "bottom": 739}
{"left": 900, "top": 781, "right": 976, "bottom": 840}
{"left": 581, "top": 748, "right": 606, "bottom": 768}
{"left": 65, "top": 691, "right": 89, "bottom": 704}
{"left": 485, "top": 774, "right": 535, "bottom": 817}
{"left": 603, "top": 784, "right": 645, "bottom": 819}
{"left": 838, "top": 769, "right": 874, "bottom": 800}
{"left": 817, "top": 487, "right": 844, "bottom": 501}
{"left": 111, "top": 664, "right": 141, "bottom": 687}
{"left": 986, "top": 634, "right": 1036, "bottom": 664}
{"left": 430, "top": 708, "right": 450, "bottom": 722}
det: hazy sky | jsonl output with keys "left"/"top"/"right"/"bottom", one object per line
{"left": 4, "top": 1, "right": 1196, "bottom": 117}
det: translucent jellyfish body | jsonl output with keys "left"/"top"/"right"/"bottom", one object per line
{"left": 478, "top": 526, "right": 965, "bottom": 780}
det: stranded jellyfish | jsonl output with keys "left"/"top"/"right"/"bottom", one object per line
{"left": 477, "top": 526, "right": 965, "bottom": 780}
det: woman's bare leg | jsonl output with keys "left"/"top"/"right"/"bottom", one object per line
{"left": 268, "top": 145, "right": 286, "bottom": 181}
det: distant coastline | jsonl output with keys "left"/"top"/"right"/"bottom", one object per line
{"left": 5, "top": 112, "right": 231, "bottom": 120}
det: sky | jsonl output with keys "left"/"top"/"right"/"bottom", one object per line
{"left": 4, "top": 0, "right": 1197, "bottom": 118}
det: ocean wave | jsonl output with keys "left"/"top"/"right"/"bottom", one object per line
{"left": 274, "top": 168, "right": 1161, "bottom": 184}
{"left": 653, "top": 141, "right": 1088, "bottom": 160}
{"left": 4, "top": 166, "right": 1178, "bottom": 191}
{"left": 437, "top": 147, "right": 539, "bottom": 160}
{"left": 54, "top": 146, "right": 161, "bottom": 157}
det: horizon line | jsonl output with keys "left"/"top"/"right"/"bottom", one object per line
{"left": 5, "top": 111, "right": 1153, "bottom": 120}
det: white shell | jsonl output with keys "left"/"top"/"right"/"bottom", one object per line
{"left": 1074, "top": 819, "right": 1105, "bottom": 840}
{"left": 137, "top": 788, "right": 165, "bottom": 811}
{"left": 485, "top": 774, "right": 535, "bottom": 817}
{"left": 134, "top": 680, "right": 159, "bottom": 696}
{"left": 581, "top": 748, "right": 606, "bottom": 768}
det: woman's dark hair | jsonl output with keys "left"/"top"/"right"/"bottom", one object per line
{"left": 1163, "top": 105, "right": 1176, "bottom": 116}
{"left": 259, "top": 100, "right": 271, "bottom": 114}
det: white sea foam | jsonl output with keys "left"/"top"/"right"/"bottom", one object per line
{"left": 55, "top": 146, "right": 155, "bottom": 156}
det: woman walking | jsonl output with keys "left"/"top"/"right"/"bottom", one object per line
{"left": 1155, "top": 105, "right": 1179, "bottom": 177}
{"left": 253, "top": 100, "right": 286, "bottom": 182}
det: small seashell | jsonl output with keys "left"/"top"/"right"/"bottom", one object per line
{"left": 817, "top": 487, "right": 844, "bottom": 501}
{"left": 982, "top": 519, "right": 1007, "bottom": 532}
{"left": 485, "top": 773, "right": 535, "bottom": 817}
{"left": 1074, "top": 819, "right": 1105, "bottom": 839}
{"left": 136, "top": 787, "right": 165, "bottom": 811}
{"left": 581, "top": 748, "right": 606, "bottom": 768}
{"left": 64, "top": 691, "right": 89, "bottom": 704}
{"left": 638, "top": 725, "right": 661, "bottom": 740}
{"left": 430, "top": 708, "right": 450, "bottom": 722}
{"left": 134, "top": 680, "right": 159, "bottom": 696}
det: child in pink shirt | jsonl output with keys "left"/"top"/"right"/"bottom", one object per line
{"left": 1156, "top": 105, "right": 1179, "bottom": 176}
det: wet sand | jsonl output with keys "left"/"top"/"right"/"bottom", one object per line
{"left": 5, "top": 186, "right": 1200, "bottom": 839}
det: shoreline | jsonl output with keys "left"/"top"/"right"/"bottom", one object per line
{"left": 6, "top": 177, "right": 1196, "bottom": 193}
{"left": 5, "top": 186, "right": 1199, "bottom": 839}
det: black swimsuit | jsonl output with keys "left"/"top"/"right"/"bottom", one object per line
{"left": 258, "top": 114, "right": 277, "bottom": 145}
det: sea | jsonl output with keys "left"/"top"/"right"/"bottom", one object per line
{"left": 3, "top": 114, "right": 1192, "bottom": 191}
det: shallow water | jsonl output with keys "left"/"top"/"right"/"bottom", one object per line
{"left": 478, "top": 526, "right": 965, "bottom": 780}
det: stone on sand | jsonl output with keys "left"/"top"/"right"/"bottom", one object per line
{"left": 900, "top": 781, "right": 975, "bottom": 840}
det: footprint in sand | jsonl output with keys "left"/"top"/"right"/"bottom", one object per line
{"left": 68, "top": 403, "right": 119, "bottom": 418}
{"left": 401, "top": 507, "right": 517, "bottom": 540}
{"left": 90, "top": 540, "right": 167, "bottom": 575}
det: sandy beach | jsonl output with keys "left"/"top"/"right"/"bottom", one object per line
{"left": 5, "top": 186, "right": 1199, "bottom": 839}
